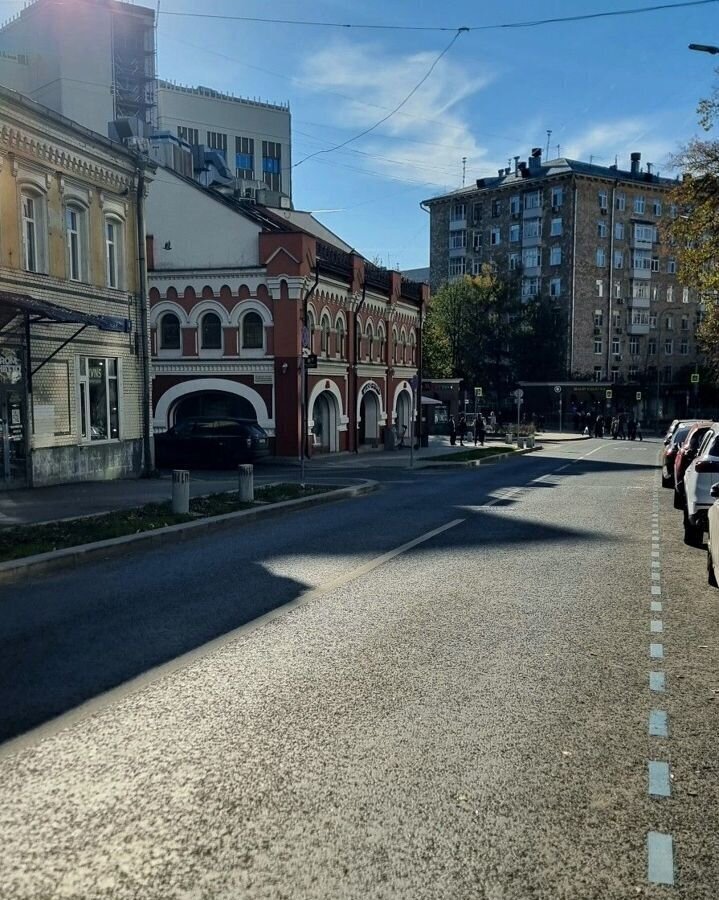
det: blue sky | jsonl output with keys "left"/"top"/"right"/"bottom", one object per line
{"left": 12, "top": 0, "right": 719, "bottom": 270}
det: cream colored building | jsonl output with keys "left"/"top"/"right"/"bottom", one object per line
{"left": 0, "top": 84, "right": 154, "bottom": 487}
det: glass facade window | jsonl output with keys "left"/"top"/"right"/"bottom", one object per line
{"left": 160, "top": 313, "right": 181, "bottom": 349}
{"left": 242, "top": 312, "right": 264, "bottom": 349}
{"left": 79, "top": 357, "right": 119, "bottom": 442}
{"left": 201, "top": 313, "right": 222, "bottom": 349}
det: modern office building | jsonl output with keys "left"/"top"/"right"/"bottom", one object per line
{"left": 156, "top": 81, "right": 292, "bottom": 201}
{"left": 0, "top": 0, "right": 292, "bottom": 199}
{"left": 424, "top": 150, "right": 702, "bottom": 396}
{"left": 0, "top": 0, "right": 156, "bottom": 135}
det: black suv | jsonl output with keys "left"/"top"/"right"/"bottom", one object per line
{"left": 155, "top": 417, "right": 270, "bottom": 469}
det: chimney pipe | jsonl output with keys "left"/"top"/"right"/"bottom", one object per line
{"left": 528, "top": 147, "right": 542, "bottom": 171}
{"left": 513, "top": 155, "right": 520, "bottom": 174}
{"left": 630, "top": 152, "right": 641, "bottom": 175}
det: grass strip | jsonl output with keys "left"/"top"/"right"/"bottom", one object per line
{"left": 430, "top": 447, "right": 516, "bottom": 463}
{"left": 0, "top": 483, "right": 334, "bottom": 563}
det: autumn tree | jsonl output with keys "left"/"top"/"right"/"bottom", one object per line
{"left": 667, "top": 72, "right": 719, "bottom": 380}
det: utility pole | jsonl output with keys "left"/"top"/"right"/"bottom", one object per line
{"left": 461, "top": 157, "right": 467, "bottom": 187}
{"left": 545, "top": 130, "right": 552, "bottom": 158}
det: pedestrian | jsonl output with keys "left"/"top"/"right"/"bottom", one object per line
{"left": 611, "top": 417, "right": 619, "bottom": 440}
{"left": 627, "top": 418, "right": 637, "bottom": 441}
{"left": 594, "top": 415, "right": 604, "bottom": 439}
{"left": 474, "top": 414, "right": 486, "bottom": 446}
{"left": 448, "top": 415, "right": 456, "bottom": 446}
{"left": 637, "top": 420, "right": 643, "bottom": 441}
{"left": 489, "top": 410, "right": 497, "bottom": 432}
{"left": 458, "top": 413, "right": 467, "bottom": 446}
{"left": 618, "top": 415, "right": 627, "bottom": 440}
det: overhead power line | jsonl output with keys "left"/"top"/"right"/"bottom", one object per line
{"left": 293, "top": 29, "right": 467, "bottom": 168}
{"left": 159, "top": 0, "right": 718, "bottom": 30}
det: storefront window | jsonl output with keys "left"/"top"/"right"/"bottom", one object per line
{"left": 79, "top": 357, "right": 120, "bottom": 441}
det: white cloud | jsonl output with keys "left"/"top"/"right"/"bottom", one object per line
{"left": 296, "top": 39, "right": 497, "bottom": 190}
{"left": 561, "top": 117, "right": 676, "bottom": 172}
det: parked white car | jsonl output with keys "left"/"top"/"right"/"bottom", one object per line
{"left": 682, "top": 422, "right": 719, "bottom": 547}
{"left": 706, "top": 483, "right": 719, "bottom": 586}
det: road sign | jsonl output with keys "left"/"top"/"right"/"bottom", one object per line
{"left": 605, "top": 389, "right": 613, "bottom": 399}
{"left": 636, "top": 391, "right": 642, "bottom": 401}
{"left": 305, "top": 353, "right": 318, "bottom": 369}
{"left": 554, "top": 385, "right": 562, "bottom": 394}
{"left": 301, "top": 326, "right": 310, "bottom": 349}
{"left": 513, "top": 388, "right": 524, "bottom": 399}
{"left": 691, "top": 373, "right": 700, "bottom": 384}
{"left": 474, "top": 387, "right": 483, "bottom": 398}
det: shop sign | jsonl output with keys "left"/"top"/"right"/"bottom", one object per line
{"left": 0, "top": 349, "right": 21, "bottom": 384}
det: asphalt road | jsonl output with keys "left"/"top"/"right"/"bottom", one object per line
{"left": 1, "top": 438, "right": 718, "bottom": 898}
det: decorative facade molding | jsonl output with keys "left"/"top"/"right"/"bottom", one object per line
{"left": 153, "top": 361, "right": 274, "bottom": 377}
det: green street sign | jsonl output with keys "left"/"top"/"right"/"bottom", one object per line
{"left": 636, "top": 392, "right": 642, "bottom": 401}
{"left": 691, "top": 373, "right": 700, "bottom": 384}
{"left": 605, "top": 389, "right": 613, "bottom": 399}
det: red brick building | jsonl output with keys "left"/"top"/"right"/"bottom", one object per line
{"left": 145, "top": 170, "right": 428, "bottom": 456}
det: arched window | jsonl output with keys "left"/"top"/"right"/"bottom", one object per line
{"left": 320, "top": 316, "right": 331, "bottom": 356}
{"left": 306, "top": 310, "right": 316, "bottom": 352}
{"left": 160, "top": 312, "right": 181, "bottom": 350}
{"left": 21, "top": 190, "right": 48, "bottom": 274}
{"left": 378, "top": 326, "right": 386, "bottom": 364}
{"left": 336, "top": 317, "right": 346, "bottom": 359}
{"left": 393, "top": 328, "right": 400, "bottom": 364}
{"left": 409, "top": 330, "right": 417, "bottom": 365}
{"left": 242, "top": 312, "right": 264, "bottom": 349}
{"left": 104, "top": 216, "right": 125, "bottom": 289}
{"left": 65, "top": 203, "right": 88, "bottom": 282}
{"left": 400, "top": 330, "right": 408, "bottom": 365}
{"left": 366, "top": 322, "right": 374, "bottom": 361}
{"left": 201, "top": 312, "right": 222, "bottom": 349}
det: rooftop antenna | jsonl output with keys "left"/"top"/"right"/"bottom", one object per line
{"left": 461, "top": 156, "right": 467, "bottom": 187}
{"left": 556, "top": 144, "right": 560, "bottom": 157}
{"left": 546, "top": 129, "right": 552, "bottom": 158}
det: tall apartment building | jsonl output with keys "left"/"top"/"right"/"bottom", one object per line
{"left": 424, "top": 149, "right": 701, "bottom": 389}
{"left": 0, "top": 0, "right": 292, "bottom": 199}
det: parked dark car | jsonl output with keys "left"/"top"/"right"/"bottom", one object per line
{"left": 155, "top": 417, "right": 270, "bottom": 469}
{"left": 673, "top": 421, "right": 712, "bottom": 508}
{"left": 661, "top": 420, "right": 702, "bottom": 488}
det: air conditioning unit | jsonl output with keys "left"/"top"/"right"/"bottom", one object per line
{"left": 127, "top": 136, "right": 150, "bottom": 155}
{"left": 594, "top": 327, "right": 602, "bottom": 335}
{"left": 616, "top": 298, "right": 624, "bottom": 304}
{"left": 600, "top": 207, "right": 608, "bottom": 214}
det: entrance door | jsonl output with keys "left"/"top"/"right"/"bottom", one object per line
{"left": 0, "top": 388, "right": 26, "bottom": 486}
{"left": 313, "top": 391, "right": 338, "bottom": 452}
{"left": 396, "top": 391, "right": 411, "bottom": 442}
{"left": 360, "top": 391, "right": 380, "bottom": 445}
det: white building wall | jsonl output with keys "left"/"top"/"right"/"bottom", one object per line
{"left": 156, "top": 83, "right": 292, "bottom": 198}
{"left": 145, "top": 169, "right": 262, "bottom": 270}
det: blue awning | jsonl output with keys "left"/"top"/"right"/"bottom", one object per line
{"left": 0, "top": 291, "right": 131, "bottom": 333}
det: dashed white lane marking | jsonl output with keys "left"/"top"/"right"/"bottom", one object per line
{"left": 650, "top": 642, "right": 664, "bottom": 659}
{"left": 651, "top": 601, "right": 662, "bottom": 612}
{"left": 651, "top": 585, "right": 662, "bottom": 596}
{"left": 649, "top": 761, "right": 672, "bottom": 797}
{"left": 649, "top": 709, "right": 669, "bottom": 738}
{"left": 650, "top": 672, "right": 666, "bottom": 692}
{"left": 648, "top": 832, "right": 675, "bottom": 885}
{"left": 650, "top": 619, "right": 663, "bottom": 633}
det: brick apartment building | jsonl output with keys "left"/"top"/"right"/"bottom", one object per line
{"left": 424, "top": 149, "right": 703, "bottom": 414}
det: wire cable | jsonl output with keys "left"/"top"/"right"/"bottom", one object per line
{"left": 293, "top": 29, "right": 467, "bottom": 168}
{"left": 158, "top": 0, "right": 718, "bottom": 30}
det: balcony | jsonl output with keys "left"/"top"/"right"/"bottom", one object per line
{"left": 631, "top": 266, "right": 651, "bottom": 280}
{"left": 449, "top": 216, "right": 466, "bottom": 231}
{"left": 627, "top": 295, "right": 650, "bottom": 309}
{"left": 627, "top": 322, "right": 650, "bottom": 335}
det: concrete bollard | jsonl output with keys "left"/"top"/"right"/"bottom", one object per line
{"left": 238, "top": 464, "right": 254, "bottom": 502}
{"left": 527, "top": 435, "right": 535, "bottom": 448}
{"left": 506, "top": 432, "right": 513, "bottom": 445}
{"left": 517, "top": 437, "right": 525, "bottom": 449}
{"left": 171, "top": 469, "right": 190, "bottom": 514}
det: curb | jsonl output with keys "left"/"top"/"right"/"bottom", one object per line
{"left": 416, "top": 446, "right": 543, "bottom": 470}
{"left": 0, "top": 480, "right": 378, "bottom": 585}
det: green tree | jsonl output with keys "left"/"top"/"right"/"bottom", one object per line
{"left": 667, "top": 73, "right": 719, "bottom": 380}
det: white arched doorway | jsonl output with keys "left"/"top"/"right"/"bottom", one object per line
{"left": 312, "top": 390, "right": 340, "bottom": 452}
{"left": 153, "top": 377, "right": 274, "bottom": 434}
{"left": 395, "top": 390, "right": 412, "bottom": 441}
{"left": 360, "top": 390, "right": 380, "bottom": 445}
